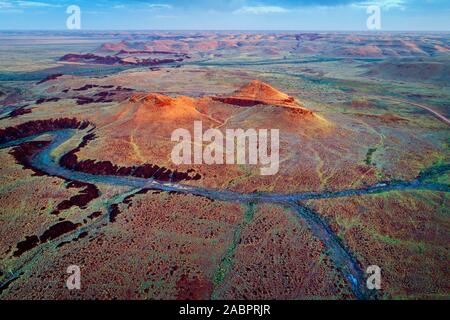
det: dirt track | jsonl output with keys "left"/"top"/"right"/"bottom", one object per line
{"left": 383, "top": 97, "right": 450, "bottom": 126}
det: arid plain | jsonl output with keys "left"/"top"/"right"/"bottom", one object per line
{"left": 0, "top": 31, "right": 448, "bottom": 299}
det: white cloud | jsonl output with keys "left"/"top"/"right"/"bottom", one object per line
{"left": 147, "top": 3, "right": 173, "bottom": 9}
{"left": 16, "top": 1, "right": 60, "bottom": 7}
{"left": 233, "top": 6, "right": 290, "bottom": 15}
{"left": 0, "top": 1, "right": 13, "bottom": 8}
{"left": 110, "top": 3, "right": 172, "bottom": 13}
{"left": 0, "top": 0, "right": 60, "bottom": 9}
{"left": 352, "top": 0, "right": 407, "bottom": 10}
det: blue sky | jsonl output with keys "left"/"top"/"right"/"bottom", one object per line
{"left": 0, "top": 0, "right": 449, "bottom": 30}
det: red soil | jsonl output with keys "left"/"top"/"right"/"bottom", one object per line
{"left": 175, "top": 275, "right": 213, "bottom": 300}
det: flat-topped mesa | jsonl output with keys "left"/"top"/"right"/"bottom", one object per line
{"left": 99, "top": 40, "right": 129, "bottom": 52}
{"left": 142, "top": 93, "right": 177, "bottom": 107}
{"left": 129, "top": 93, "right": 192, "bottom": 107}
{"left": 126, "top": 92, "right": 199, "bottom": 121}
{"left": 234, "top": 80, "right": 293, "bottom": 101}
{"left": 213, "top": 80, "right": 313, "bottom": 114}
{"left": 129, "top": 92, "right": 173, "bottom": 105}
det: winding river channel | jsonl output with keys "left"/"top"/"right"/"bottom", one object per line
{"left": 0, "top": 128, "right": 449, "bottom": 300}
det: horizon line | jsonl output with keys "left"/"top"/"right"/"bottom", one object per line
{"left": 1, "top": 29, "right": 449, "bottom": 33}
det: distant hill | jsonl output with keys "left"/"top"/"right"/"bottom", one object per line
{"left": 364, "top": 60, "right": 450, "bottom": 84}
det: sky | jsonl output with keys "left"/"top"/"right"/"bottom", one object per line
{"left": 0, "top": 0, "right": 449, "bottom": 31}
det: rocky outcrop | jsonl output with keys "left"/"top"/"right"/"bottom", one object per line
{"left": 36, "top": 73, "right": 63, "bottom": 85}
{"left": 213, "top": 80, "right": 313, "bottom": 115}
{"left": 0, "top": 118, "right": 90, "bottom": 144}
{"left": 14, "top": 221, "right": 81, "bottom": 257}
{"left": 60, "top": 138, "right": 202, "bottom": 182}
{"left": 59, "top": 53, "right": 183, "bottom": 66}
{"left": 51, "top": 181, "right": 100, "bottom": 215}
